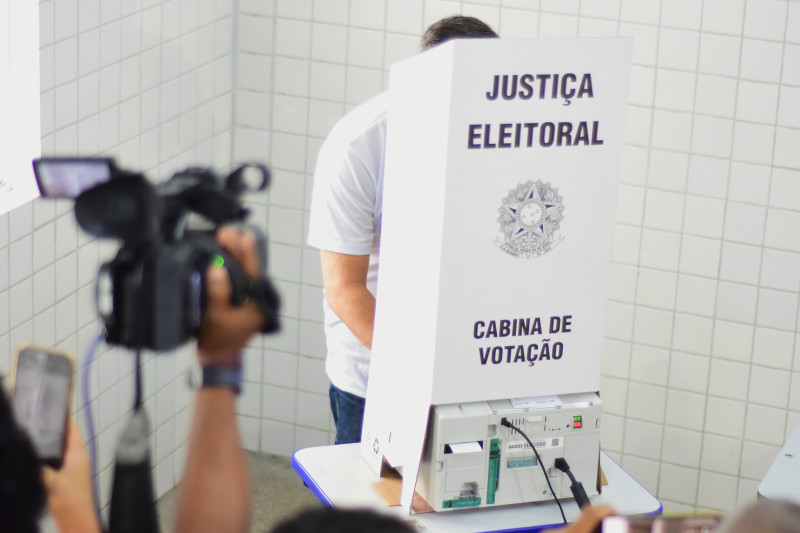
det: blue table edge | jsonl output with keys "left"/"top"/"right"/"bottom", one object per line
{"left": 292, "top": 451, "right": 334, "bottom": 506}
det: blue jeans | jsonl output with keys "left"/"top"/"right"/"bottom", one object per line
{"left": 329, "top": 383, "right": 366, "bottom": 444}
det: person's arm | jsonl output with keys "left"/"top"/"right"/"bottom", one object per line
{"left": 175, "top": 227, "right": 268, "bottom": 533}
{"left": 42, "top": 419, "right": 102, "bottom": 533}
{"left": 320, "top": 250, "right": 375, "bottom": 349}
{"left": 176, "top": 386, "right": 249, "bottom": 533}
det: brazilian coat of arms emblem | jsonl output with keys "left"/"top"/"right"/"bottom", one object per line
{"left": 495, "top": 180, "right": 565, "bottom": 258}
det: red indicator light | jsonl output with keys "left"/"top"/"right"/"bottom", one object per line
{"left": 574, "top": 421, "right": 582, "bottom": 428}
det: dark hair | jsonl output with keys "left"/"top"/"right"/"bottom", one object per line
{"left": 0, "top": 383, "right": 46, "bottom": 533}
{"left": 420, "top": 15, "right": 498, "bottom": 50}
{"left": 718, "top": 499, "right": 800, "bottom": 533}
{"left": 269, "top": 507, "right": 415, "bottom": 533}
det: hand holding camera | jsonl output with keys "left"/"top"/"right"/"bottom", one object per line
{"left": 32, "top": 157, "right": 280, "bottom": 352}
{"left": 197, "top": 226, "right": 272, "bottom": 365}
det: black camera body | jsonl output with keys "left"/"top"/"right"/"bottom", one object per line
{"left": 33, "top": 158, "right": 280, "bottom": 351}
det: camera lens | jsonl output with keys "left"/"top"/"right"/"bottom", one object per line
{"left": 103, "top": 193, "right": 138, "bottom": 222}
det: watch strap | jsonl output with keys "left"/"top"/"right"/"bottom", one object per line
{"left": 200, "top": 364, "right": 243, "bottom": 395}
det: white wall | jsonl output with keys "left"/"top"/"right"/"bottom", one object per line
{"left": 234, "top": 0, "right": 800, "bottom": 515}
{"left": 0, "top": 0, "right": 236, "bottom": 513}
{"left": 2, "top": 0, "right": 799, "bottom": 519}
{"left": 0, "top": 1, "right": 41, "bottom": 214}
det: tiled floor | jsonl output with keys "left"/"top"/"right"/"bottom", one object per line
{"left": 157, "top": 451, "right": 322, "bottom": 532}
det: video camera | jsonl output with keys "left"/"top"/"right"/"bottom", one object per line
{"left": 32, "top": 157, "right": 280, "bottom": 351}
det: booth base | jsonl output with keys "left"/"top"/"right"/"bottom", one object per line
{"left": 292, "top": 444, "right": 661, "bottom": 533}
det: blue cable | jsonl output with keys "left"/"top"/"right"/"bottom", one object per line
{"left": 82, "top": 331, "right": 104, "bottom": 514}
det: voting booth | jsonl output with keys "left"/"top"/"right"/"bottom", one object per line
{"left": 361, "top": 38, "right": 632, "bottom": 511}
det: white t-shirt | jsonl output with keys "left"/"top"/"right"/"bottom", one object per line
{"left": 307, "top": 92, "right": 388, "bottom": 398}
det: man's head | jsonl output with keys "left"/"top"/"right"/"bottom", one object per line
{"left": 717, "top": 500, "right": 800, "bottom": 533}
{"left": 420, "top": 15, "right": 498, "bottom": 51}
{"left": 270, "top": 508, "right": 414, "bottom": 533}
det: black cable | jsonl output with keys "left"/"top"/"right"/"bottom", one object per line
{"left": 134, "top": 348, "right": 142, "bottom": 409}
{"left": 557, "top": 459, "right": 578, "bottom": 484}
{"left": 500, "top": 418, "right": 567, "bottom": 524}
{"left": 554, "top": 457, "right": 591, "bottom": 509}
{"left": 132, "top": 261, "right": 144, "bottom": 410}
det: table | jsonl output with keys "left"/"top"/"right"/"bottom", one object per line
{"left": 292, "top": 444, "right": 662, "bottom": 532}
{"left": 758, "top": 422, "right": 800, "bottom": 503}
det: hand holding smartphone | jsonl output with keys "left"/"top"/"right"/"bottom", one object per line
{"left": 11, "top": 346, "right": 74, "bottom": 469}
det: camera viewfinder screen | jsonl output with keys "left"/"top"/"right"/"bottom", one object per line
{"left": 33, "top": 158, "right": 113, "bottom": 198}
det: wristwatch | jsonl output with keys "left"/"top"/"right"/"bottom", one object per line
{"left": 201, "top": 364, "right": 243, "bottom": 395}
{"left": 188, "top": 352, "right": 243, "bottom": 395}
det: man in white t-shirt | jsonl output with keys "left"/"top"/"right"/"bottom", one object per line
{"left": 307, "top": 16, "right": 498, "bottom": 444}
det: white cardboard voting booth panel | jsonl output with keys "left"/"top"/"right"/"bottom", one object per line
{"left": 0, "top": 1, "right": 41, "bottom": 215}
{"left": 360, "top": 38, "right": 632, "bottom": 511}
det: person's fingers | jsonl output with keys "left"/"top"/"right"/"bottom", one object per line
{"left": 216, "top": 227, "right": 260, "bottom": 280}
{"left": 42, "top": 464, "right": 57, "bottom": 490}
{"left": 242, "top": 231, "right": 259, "bottom": 279}
{"left": 215, "top": 226, "right": 237, "bottom": 254}
{"left": 198, "top": 266, "right": 232, "bottom": 352}
{"left": 198, "top": 265, "right": 264, "bottom": 360}
{"left": 42, "top": 420, "right": 83, "bottom": 492}
{"left": 64, "top": 419, "right": 91, "bottom": 469}
{"left": 206, "top": 265, "right": 233, "bottom": 306}
{"left": 65, "top": 419, "right": 84, "bottom": 451}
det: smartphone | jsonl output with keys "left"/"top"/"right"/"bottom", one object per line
{"left": 602, "top": 515, "right": 722, "bottom": 533}
{"left": 11, "top": 346, "right": 75, "bottom": 469}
